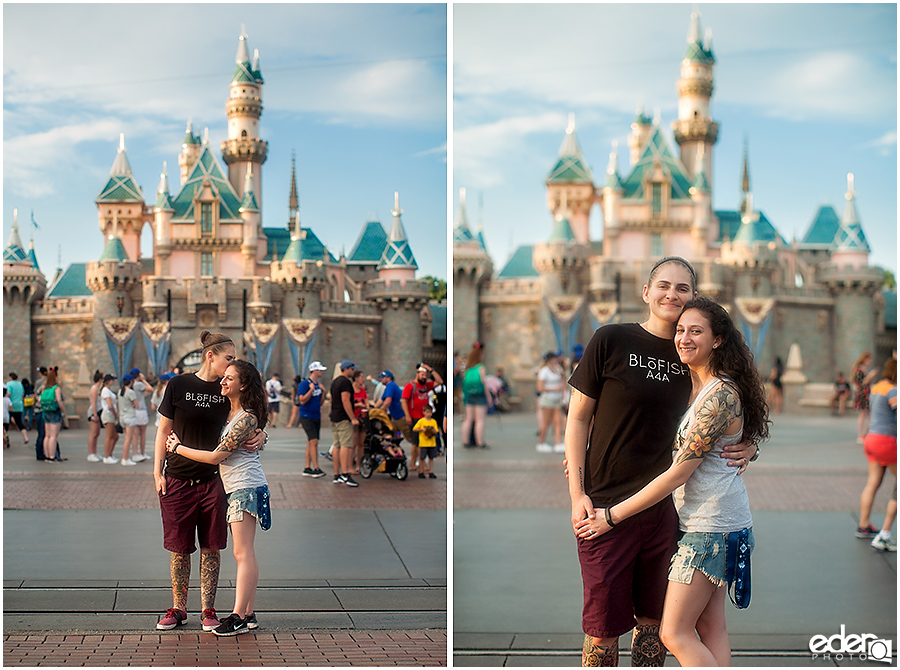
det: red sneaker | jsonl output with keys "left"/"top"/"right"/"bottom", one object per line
{"left": 156, "top": 608, "right": 187, "bottom": 630}
{"left": 201, "top": 608, "right": 219, "bottom": 632}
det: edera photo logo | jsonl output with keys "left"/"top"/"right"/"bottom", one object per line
{"left": 809, "top": 625, "right": 893, "bottom": 663}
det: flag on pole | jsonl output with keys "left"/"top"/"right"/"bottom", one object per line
{"left": 30, "top": 210, "right": 39, "bottom": 230}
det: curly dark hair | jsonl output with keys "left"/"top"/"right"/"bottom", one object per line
{"left": 680, "top": 297, "right": 770, "bottom": 445}
{"left": 229, "top": 359, "right": 268, "bottom": 431}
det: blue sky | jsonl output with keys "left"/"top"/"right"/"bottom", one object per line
{"left": 454, "top": 3, "right": 897, "bottom": 275}
{"left": 4, "top": 3, "right": 448, "bottom": 280}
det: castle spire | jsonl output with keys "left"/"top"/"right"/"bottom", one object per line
{"left": 155, "top": 161, "right": 174, "bottom": 211}
{"left": 3, "top": 208, "right": 29, "bottom": 265}
{"left": 378, "top": 191, "right": 417, "bottom": 271}
{"left": 289, "top": 151, "right": 299, "bottom": 221}
{"left": 834, "top": 172, "right": 869, "bottom": 252}
{"left": 239, "top": 164, "right": 259, "bottom": 213}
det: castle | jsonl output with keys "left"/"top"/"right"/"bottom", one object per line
{"left": 453, "top": 12, "right": 894, "bottom": 412}
{"left": 3, "top": 31, "right": 446, "bottom": 418}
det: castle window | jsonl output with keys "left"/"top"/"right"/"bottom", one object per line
{"left": 651, "top": 183, "right": 662, "bottom": 215}
{"left": 241, "top": 130, "right": 248, "bottom": 138}
{"left": 201, "top": 252, "right": 213, "bottom": 277}
{"left": 651, "top": 233, "right": 663, "bottom": 257}
{"left": 201, "top": 203, "right": 213, "bottom": 235}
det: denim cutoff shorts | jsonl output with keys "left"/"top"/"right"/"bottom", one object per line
{"left": 669, "top": 529, "right": 754, "bottom": 588}
{"left": 226, "top": 485, "right": 272, "bottom": 531}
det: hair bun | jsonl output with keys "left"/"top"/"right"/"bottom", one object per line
{"left": 200, "top": 330, "right": 212, "bottom": 344}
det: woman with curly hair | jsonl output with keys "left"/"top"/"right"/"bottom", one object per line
{"left": 165, "top": 358, "right": 271, "bottom": 637}
{"left": 579, "top": 296, "right": 769, "bottom": 666}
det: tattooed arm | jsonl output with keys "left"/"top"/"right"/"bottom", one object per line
{"left": 566, "top": 388, "right": 599, "bottom": 533}
{"left": 576, "top": 381, "right": 741, "bottom": 539}
{"left": 165, "top": 413, "right": 258, "bottom": 465}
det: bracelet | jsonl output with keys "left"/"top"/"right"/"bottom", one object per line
{"left": 604, "top": 507, "right": 617, "bottom": 528}
{"left": 749, "top": 445, "right": 760, "bottom": 462}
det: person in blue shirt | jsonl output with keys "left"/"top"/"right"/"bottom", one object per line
{"left": 378, "top": 371, "right": 407, "bottom": 440}
{"left": 6, "top": 373, "right": 28, "bottom": 445}
{"left": 297, "top": 361, "right": 327, "bottom": 478}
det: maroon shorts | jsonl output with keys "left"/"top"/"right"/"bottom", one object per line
{"left": 577, "top": 498, "right": 678, "bottom": 638}
{"left": 159, "top": 476, "right": 228, "bottom": 554}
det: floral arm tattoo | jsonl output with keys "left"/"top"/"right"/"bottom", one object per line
{"left": 215, "top": 414, "right": 258, "bottom": 454}
{"left": 675, "top": 382, "right": 741, "bottom": 465}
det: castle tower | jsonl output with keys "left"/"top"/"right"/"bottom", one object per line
{"left": 533, "top": 208, "right": 589, "bottom": 297}
{"left": 452, "top": 188, "right": 493, "bottom": 349}
{"left": 239, "top": 164, "right": 262, "bottom": 275}
{"left": 86, "top": 229, "right": 143, "bottom": 375}
{"left": 366, "top": 192, "right": 429, "bottom": 381}
{"left": 179, "top": 120, "right": 202, "bottom": 187}
{"left": 221, "top": 30, "right": 268, "bottom": 216}
{"left": 153, "top": 162, "right": 174, "bottom": 277}
{"left": 821, "top": 173, "right": 880, "bottom": 376}
{"left": 600, "top": 140, "right": 624, "bottom": 258}
{"left": 3, "top": 209, "right": 46, "bottom": 376}
{"left": 672, "top": 11, "right": 718, "bottom": 190}
{"left": 95, "top": 134, "right": 147, "bottom": 263}
{"left": 689, "top": 144, "right": 712, "bottom": 255}
{"left": 545, "top": 114, "right": 595, "bottom": 244}
{"left": 628, "top": 104, "right": 654, "bottom": 167}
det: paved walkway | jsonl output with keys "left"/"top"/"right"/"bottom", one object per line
{"left": 453, "top": 411, "right": 897, "bottom": 667}
{"left": 3, "top": 424, "right": 447, "bottom": 666}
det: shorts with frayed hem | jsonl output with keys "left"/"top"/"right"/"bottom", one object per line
{"left": 669, "top": 529, "right": 754, "bottom": 588}
{"left": 226, "top": 485, "right": 272, "bottom": 530}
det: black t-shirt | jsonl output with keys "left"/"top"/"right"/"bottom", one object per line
{"left": 158, "top": 373, "right": 230, "bottom": 481}
{"left": 329, "top": 375, "right": 354, "bottom": 423}
{"left": 569, "top": 323, "right": 692, "bottom": 507}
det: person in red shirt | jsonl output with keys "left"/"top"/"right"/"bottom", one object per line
{"left": 401, "top": 364, "right": 443, "bottom": 469}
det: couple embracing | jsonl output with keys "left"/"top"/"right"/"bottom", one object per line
{"left": 153, "top": 331, "right": 271, "bottom": 637}
{"left": 566, "top": 256, "right": 769, "bottom": 667}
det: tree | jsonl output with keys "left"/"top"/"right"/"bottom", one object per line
{"left": 883, "top": 269, "right": 896, "bottom": 290}
{"left": 423, "top": 275, "right": 447, "bottom": 301}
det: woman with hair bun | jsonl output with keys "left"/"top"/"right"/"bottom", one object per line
{"left": 153, "top": 331, "right": 264, "bottom": 634}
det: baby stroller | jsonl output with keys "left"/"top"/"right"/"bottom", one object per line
{"left": 359, "top": 407, "right": 409, "bottom": 480}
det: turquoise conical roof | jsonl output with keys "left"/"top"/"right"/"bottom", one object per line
{"left": 239, "top": 166, "right": 259, "bottom": 213}
{"left": 547, "top": 117, "right": 594, "bottom": 184}
{"left": 98, "top": 235, "right": 129, "bottom": 262}
{"left": 3, "top": 212, "right": 28, "bottom": 265}
{"left": 378, "top": 193, "right": 418, "bottom": 270}
{"left": 155, "top": 162, "right": 174, "bottom": 211}
{"left": 348, "top": 220, "right": 388, "bottom": 263}
{"left": 684, "top": 12, "right": 715, "bottom": 64}
{"left": 604, "top": 141, "right": 623, "bottom": 190}
{"left": 232, "top": 33, "right": 263, "bottom": 85}
{"left": 453, "top": 189, "right": 476, "bottom": 244}
{"left": 801, "top": 206, "right": 841, "bottom": 246}
{"left": 27, "top": 240, "right": 40, "bottom": 271}
{"left": 183, "top": 120, "right": 201, "bottom": 147}
{"left": 834, "top": 174, "right": 870, "bottom": 251}
{"left": 96, "top": 134, "right": 144, "bottom": 203}
{"left": 549, "top": 216, "right": 575, "bottom": 242}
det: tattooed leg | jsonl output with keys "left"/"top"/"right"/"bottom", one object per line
{"left": 583, "top": 634, "right": 619, "bottom": 667}
{"left": 631, "top": 623, "right": 666, "bottom": 667}
{"left": 170, "top": 552, "right": 190, "bottom": 611}
{"left": 199, "top": 549, "right": 220, "bottom": 611}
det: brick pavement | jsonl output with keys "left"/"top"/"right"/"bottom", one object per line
{"left": 3, "top": 631, "right": 447, "bottom": 666}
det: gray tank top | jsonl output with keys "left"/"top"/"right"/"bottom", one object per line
{"left": 672, "top": 377, "right": 752, "bottom": 532}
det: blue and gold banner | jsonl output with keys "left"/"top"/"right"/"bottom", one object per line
{"left": 141, "top": 322, "right": 171, "bottom": 378}
{"left": 282, "top": 318, "right": 321, "bottom": 377}
{"left": 101, "top": 317, "right": 140, "bottom": 382}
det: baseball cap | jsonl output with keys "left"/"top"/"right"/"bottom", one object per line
{"left": 129, "top": 368, "right": 141, "bottom": 377}
{"left": 380, "top": 370, "right": 394, "bottom": 379}
{"left": 417, "top": 364, "right": 429, "bottom": 372}
{"left": 308, "top": 361, "right": 327, "bottom": 372}
{"left": 122, "top": 374, "right": 134, "bottom": 384}
{"left": 340, "top": 360, "right": 356, "bottom": 371}
{"left": 159, "top": 372, "right": 175, "bottom": 381}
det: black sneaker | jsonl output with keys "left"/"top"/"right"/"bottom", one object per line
{"left": 343, "top": 475, "right": 359, "bottom": 487}
{"left": 212, "top": 613, "right": 249, "bottom": 637}
{"left": 333, "top": 474, "right": 345, "bottom": 484}
{"left": 244, "top": 612, "right": 258, "bottom": 630}
{"left": 311, "top": 468, "right": 326, "bottom": 478}
{"left": 303, "top": 467, "right": 315, "bottom": 477}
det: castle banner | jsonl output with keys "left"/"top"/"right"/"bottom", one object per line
{"left": 734, "top": 297, "right": 776, "bottom": 364}
{"left": 247, "top": 322, "right": 280, "bottom": 377}
{"left": 141, "top": 322, "right": 171, "bottom": 378}
{"left": 545, "top": 296, "right": 584, "bottom": 360}
{"left": 101, "top": 317, "right": 139, "bottom": 381}
{"left": 282, "top": 318, "right": 321, "bottom": 378}
{"left": 588, "top": 302, "right": 619, "bottom": 331}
